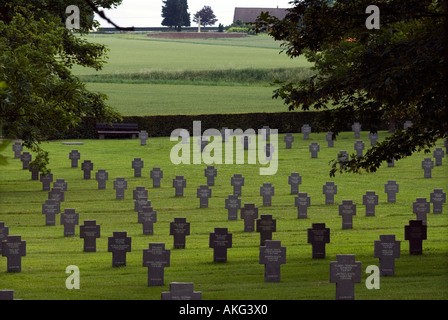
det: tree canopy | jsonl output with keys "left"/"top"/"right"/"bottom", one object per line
{"left": 193, "top": 5, "right": 218, "bottom": 27}
{"left": 161, "top": 0, "right": 191, "bottom": 31}
{"left": 0, "top": 0, "right": 122, "bottom": 172}
{"left": 255, "top": 0, "right": 447, "bottom": 176}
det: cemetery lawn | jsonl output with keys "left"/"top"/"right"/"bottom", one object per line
{"left": 1, "top": 131, "right": 447, "bottom": 300}
{"left": 72, "top": 34, "right": 314, "bottom": 116}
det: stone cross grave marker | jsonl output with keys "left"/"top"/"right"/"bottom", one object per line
{"left": 369, "top": 132, "right": 379, "bottom": 146}
{"left": 339, "top": 200, "right": 356, "bottom": 229}
{"left": 430, "top": 188, "right": 446, "bottom": 214}
{"left": 242, "top": 135, "right": 251, "bottom": 150}
{"left": 326, "top": 131, "right": 334, "bottom": 147}
{"left": 139, "top": 130, "right": 149, "bottom": 146}
{"left": 259, "top": 240, "right": 286, "bottom": 282}
{"left": 231, "top": 174, "right": 244, "bottom": 196}
{"left": 204, "top": 165, "right": 217, "bottom": 186}
{"left": 113, "top": 177, "right": 128, "bottom": 200}
{"left": 20, "top": 152, "right": 32, "bottom": 170}
{"left": 260, "top": 183, "right": 275, "bottom": 206}
{"left": 173, "top": 176, "right": 186, "bottom": 197}
{"left": 48, "top": 187, "right": 65, "bottom": 203}
{"left": 79, "top": 220, "right": 100, "bottom": 252}
{"left": 40, "top": 173, "right": 53, "bottom": 191}
{"left": 307, "top": 223, "right": 330, "bottom": 259}
{"left": 330, "top": 254, "right": 362, "bottom": 300}
{"left": 0, "top": 290, "right": 15, "bottom": 300}
{"left": 337, "top": 150, "right": 349, "bottom": 169}
{"left": 161, "top": 282, "right": 202, "bottom": 300}
{"left": 433, "top": 148, "right": 444, "bottom": 166}
{"left": 29, "top": 163, "right": 39, "bottom": 180}
{"left": 309, "top": 142, "right": 320, "bottom": 158}
{"left": 374, "top": 234, "right": 400, "bottom": 276}
{"left": 95, "top": 169, "right": 109, "bottom": 189}
{"left": 108, "top": 231, "right": 131, "bottom": 267}
{"left": 133, "top": 186, "right": 148, "bottom": 212}
{"left": 1, "top": 235, "right": 26, "bottom": 273}
{"left": 60, "top": 209, "right": 79, "bottom": 237}
{"left": 0, "top": 222, "right": 10, "bottom": 255}
{"left": 209, "top": 228, "right": 232, "bottom": 262}
{"left": 170, "top": 217, "right": 190, "bottom": 249}
{"left": 12, "top": 142, "right": 23, "bottom": 159}
{"left": 354, "top": 140, "right": 365, "bottom": 158}
{"left": 42, "top": 199, "right": 60, "bottom": 226}
{"left": 403, "top": 120, "right": 413, "bottom": 130}
{"left": 138, "top": 205, "right": 157, "bottom": 235}
{"left": 256, "top": 215, "right": 276, "bottom": 246}
{"left": 352, "top": 122, "right": 361, "bottom": 139}
{"left": 240, "top": 203, "right": 259, "bottom": 232}
{"left": 198, "top": 136, "right": 208, "bottom": 152}
{"left": 284, "top": 133, "right": 294, "bottom": 149}
{"left": 288, "top": 172, "right": 302, "bottom": 194}
{"left": 404, "top": 220, "right": 427, "bottom": 255}
{"left": 295, "top": 192, "right": 311, "bottom": 219}
{"left": 264, "top": 143, "right": 274, "bottom": 161}
{"left": 150, "top": 167, "right": 163, "bottom": 188}
{"left": 197, "top": 185, "right": 212, "bottom": 208}
{"left": 323, "top": 181, "right": 338, "bottom": 204}
{"left": 69, "top": 150, "right": 81, "bottom": 168}
{"left": 283, "top": 133, "right": 294, "bottom": 149}
{"left": 363, "top": 191, "right": 379, "bottom": 217}
{"left": 387, "top": 157, "right": 395, "bottom": 167}
{"left": 301, "top": 124, "right": 311, "bottom": 140}
{"left": 143, "top": 243, "right": 170, "bottom": 286}
{"left": 413, "top": 198, "right": 430, "bottom": 225}
{"left": 81, "top": 160, "right": 93, "bottom": 179}
{"left": 54, "top": 179, "right": 68, "bottom": 192}
{"left": 384, "top": 180, "right": 399, "bottom": 203}
{"left": 261, "top": 126, "right": 271, "bottom": 141}
{"left": 132, "top": 158, "right": 144, "bottom": 177}
{"left": 225, "top": 194, "right": 241, "bottom": 221}
{"left": 421, "top": 158, "right": 434, "bottom": 178}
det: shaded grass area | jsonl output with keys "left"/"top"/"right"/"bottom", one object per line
{"left": 85, "top": 82, "right": 290, "bottom": 116}
{"left": 79, "top": 68, "right": 314, "bottom": 87}
{"left": 0, "top": 132, "right": 447, "bottom": 300}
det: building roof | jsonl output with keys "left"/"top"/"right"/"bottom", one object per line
{"left": 233, "top": 7, "right": 289, "bottom": 23}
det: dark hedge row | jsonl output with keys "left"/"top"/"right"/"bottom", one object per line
{"left": 58, "top": 111, "right": 391, "bottom": 140}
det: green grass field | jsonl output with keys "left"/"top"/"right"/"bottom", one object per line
{"left": 73, "top": 34, "right": 313, "bottom": 116}
{"left": 1, "top": 132, "right": 447, "bottom": 300}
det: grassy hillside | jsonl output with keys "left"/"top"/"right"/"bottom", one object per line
{"left": 72, "top": 34, "right": 313, "bottom": 116}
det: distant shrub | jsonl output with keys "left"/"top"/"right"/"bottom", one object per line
{"left": 226, "top": 27, "right": 256, "bottom": 35}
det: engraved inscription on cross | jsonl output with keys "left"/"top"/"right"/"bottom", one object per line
{"left": 143, "top": 243, "right": 170, "bottom": 286}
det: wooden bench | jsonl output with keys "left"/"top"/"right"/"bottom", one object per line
{"left": 96, "top": 123, "right": 140, "bottom": 139}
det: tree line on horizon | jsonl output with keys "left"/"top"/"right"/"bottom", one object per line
{"left": 161, "top": 0, "right": 218, "bottom": 31}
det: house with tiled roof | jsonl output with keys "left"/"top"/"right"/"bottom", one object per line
{"left": 233, "top": 7, "right": 289, "bottom": 23}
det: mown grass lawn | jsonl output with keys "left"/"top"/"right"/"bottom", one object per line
{"left": 1, "top": 131, "right": 446, "bottom": 300}
{"left": 72, "top": 34, "right": 313, "bottom": 116}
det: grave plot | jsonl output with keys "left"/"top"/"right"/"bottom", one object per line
{"left": 0, "top": 132, "right": 446, "bottom": 300}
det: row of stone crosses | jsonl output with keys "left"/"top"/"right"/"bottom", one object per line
{"left": 13, "top": 122, "right": 447, "bottom": 180}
